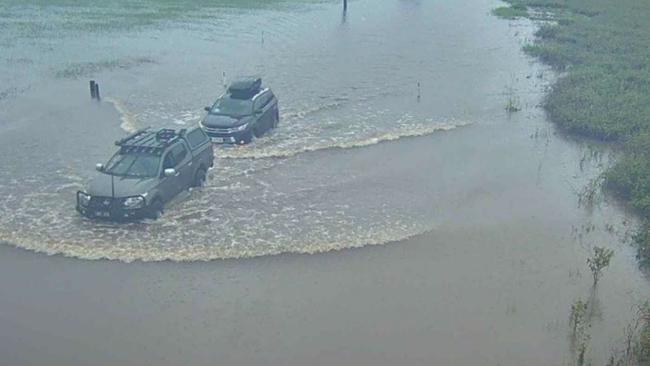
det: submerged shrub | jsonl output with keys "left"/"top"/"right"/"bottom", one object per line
{"left": 569, "top": 299, "right": 590, "bottom": 364}
{"left": 587, "top": 246, "right": 614, "bottom": 286}
{"left": 638, "top": 302, "right": 650, "bottom": 361}
{"left": 633, "top": 224, "right": 650, "bottom": 266}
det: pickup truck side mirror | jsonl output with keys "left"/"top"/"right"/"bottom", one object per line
{"left": 204, "top": 106, "right": 211, "bottom": 112}
{"left": 163, "top": 168, "right": 177, "bottom": 177}
{"left": 95, "top": 163, "right": 104, "bottom": 172}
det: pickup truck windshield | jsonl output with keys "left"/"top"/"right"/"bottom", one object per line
{"left": 104, "top": 153, "right": 160, "bottom": 178}
{"left": 210, "top": 97, "right": 252, "bottom": 117}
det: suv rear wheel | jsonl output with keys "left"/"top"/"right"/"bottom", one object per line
{"left": 273, "top": 109, "right": 279, "bottom": 128}
{"left": 253, "top": 125, "right": 264, "bottom": 138}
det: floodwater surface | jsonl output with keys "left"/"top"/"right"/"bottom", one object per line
{"left": 0, "top": 0, "right": 648, "bottom": 365}
{"left": 0, "top": 0, "right": 474, "bottom": 261}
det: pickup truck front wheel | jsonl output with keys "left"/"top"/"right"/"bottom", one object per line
{"left": 148, "top": 198, "right": 164, "bottom": 219}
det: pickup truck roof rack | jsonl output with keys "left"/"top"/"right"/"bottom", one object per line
{"left": 115, "top": 127, "right": 187, "bottom": 155}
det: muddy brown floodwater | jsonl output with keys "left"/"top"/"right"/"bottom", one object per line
{"left": 0, "top": 0, "right": 649, "bottom": 364}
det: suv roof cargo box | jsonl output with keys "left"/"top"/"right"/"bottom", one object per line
{"left": 228, "top": 77, "right": 262, "bottom": 99}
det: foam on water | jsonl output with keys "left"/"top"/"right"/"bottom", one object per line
{"left": 0, "top": 177, "right": 435, "bottom": 262}
{"left": 217, "top": 121, "right": 470, "bottom": 159}
{"left": 106, "top": 97, "right": 139, "bottom": 133}
{"left": 0, "top": 221, "right": 433, "bottom": 262}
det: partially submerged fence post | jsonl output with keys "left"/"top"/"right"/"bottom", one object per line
{"left": 343, "top": 0, "right": 347, "bottom": 11}
{"left": 94, "top": 82, "right": 100, "bottom": 101}
{"left": 89, "top": 80, "right": 101, "bottom": 100}
{"left": 89, "top": 80, "right": 96, "bottom": 99}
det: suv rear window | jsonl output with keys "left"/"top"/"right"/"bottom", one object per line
{"left": 186, "top": 128, "right": 209, "bottom": 149}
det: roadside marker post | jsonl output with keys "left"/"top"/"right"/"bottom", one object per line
{"left": 89, "top": 80, "right": 96, "bottom": 99}
{"left": 94, "top": 82, "right": 100, "bottom": 101}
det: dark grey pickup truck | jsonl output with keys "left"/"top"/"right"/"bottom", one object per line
{"left": 76, "top": 127, "right": 214, "bottom": 220}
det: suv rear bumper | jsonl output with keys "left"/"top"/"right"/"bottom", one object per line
{"left": 76, "top": 192, "right": 149, "bottom": 221}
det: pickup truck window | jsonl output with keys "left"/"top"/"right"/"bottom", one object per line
{"left": 105, "top": 153, "right": 160, "bottom": 178}
{"left": 169, "top": 143, "right": 189, "bottom": 167}
{"left": 163, "top": 153, "right": 175, "bottom": 170}
{"left": 187, "top": 129, "right": 208, "bottom": 149}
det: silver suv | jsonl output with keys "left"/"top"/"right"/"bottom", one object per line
{"left": 200, "top": 77, "right": 279, "bottom": 144}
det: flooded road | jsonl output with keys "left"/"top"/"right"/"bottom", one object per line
{"left": 1, "top": 0, "right": 649, "bottom": 364}
{"left": 0, "top": 0, "right": 474, "bottom": 260}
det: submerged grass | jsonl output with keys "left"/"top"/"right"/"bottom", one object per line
{"left": 56, "top": 57, "right": 157, "bottom": 79}
{"left": 492, "top": 4, "right": 528, "bottom": 19}
{"left": 0, "top": 0, "right": 331, "bottom": 41}
{"left": 494, "top": 0, "right": 650, "bottom": 263}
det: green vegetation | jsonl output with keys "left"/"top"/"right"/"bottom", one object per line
{"left": 56, "top": 57, "right": 156, "bottom": 79}
{"left": 569, "top": 299, "right": 590, "bottom": 365}
{"left": 492, "top": 4, "right": 528, "bottom": 19}
{"left": 494, "top": 0, "right": 650, "bottom": 262}
{"left": 0, "top": 0, "right": 329, "bottom": 41}
{"left": 637, "top": 302, "right": 650, "bottom": 363}
{"left": 586, "top": 246, "right": 614, "bottom": 286}
{"left": 564, "top": 253, "right": 650, "bottom": 365}
{"left": 504, "top": 83, "right": 522, "bottom": 113}
{"left": 604, "top": 302, "right": 650, "bottom": 366}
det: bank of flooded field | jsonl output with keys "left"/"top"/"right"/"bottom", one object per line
{"left": 0, "top": 0, "right": 649, "bottom": 365}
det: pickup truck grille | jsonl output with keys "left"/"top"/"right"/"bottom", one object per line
{"left": 88, "top": 196, "right": 115, "bottom": 209}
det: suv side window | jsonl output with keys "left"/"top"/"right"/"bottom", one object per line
{"left": 254, "top": 90, "right": 272, "bottom": 112}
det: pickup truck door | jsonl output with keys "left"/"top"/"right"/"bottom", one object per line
{"left": 185, "top": 128, "right": 213, "bottom": 168}
{"left": 158, "top": 142, "right": 193, "bottom": 202}
{"left": 173, "top": 141, "right": 194, "bottom": 188}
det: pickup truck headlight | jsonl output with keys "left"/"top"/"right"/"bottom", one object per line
{"left": 78, "top": 192, "right": 91, "bottom": 207}
{"left": 123, "top": 196, "right": 145, "bottom": 209}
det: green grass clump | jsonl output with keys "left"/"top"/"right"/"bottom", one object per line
{"left": 496, "top": 0, "right": 650, "bottom": 262}
{"left": 492, "top": 4, "right": 529, "bottom": 19}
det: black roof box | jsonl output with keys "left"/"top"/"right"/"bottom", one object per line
{"left": 228, "top": 77, "right": 262, "bottom": 99}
